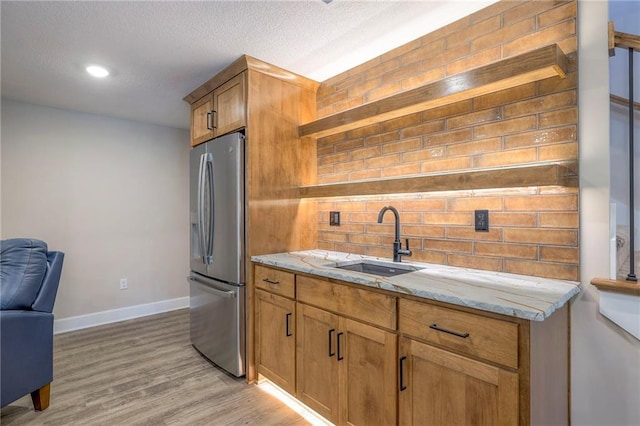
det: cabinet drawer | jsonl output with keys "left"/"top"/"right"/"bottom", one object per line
{"left": 297, "top": 275, "right": 396, "bottom": 330}
{"left": 398, "top": 299, "right": 518, "bottom": 369}
{"left": 255, "top": 265, "right": 295, "bottom": 299}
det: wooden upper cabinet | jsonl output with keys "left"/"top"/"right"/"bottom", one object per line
{"left": 190, "top": 94, "right": 215, "bottom": 147}
{"left": 189, "top": 73, "right": 247, "bottom": 147}
{"left": 212, "top": 73, "right": 246, "bottom": 137}
{"left": 398, "top": 337, "right": 518, "bottom": 426}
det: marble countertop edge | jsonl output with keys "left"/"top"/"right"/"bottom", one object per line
{"left": 251, "top": 250, "right": 581, "bottom": 322}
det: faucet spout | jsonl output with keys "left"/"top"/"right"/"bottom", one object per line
{"left": 377, "top": 206, "right": 400, "bottom": 241}
{"left": 377, "top": 205, "right": 411, "bottom": 262}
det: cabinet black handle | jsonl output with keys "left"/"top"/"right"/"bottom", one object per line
{"left": 285, "top": 313, "right": 292, "bottom": 337}
{"left": 328, "top": 329, "right": 335, "bottom": 357}
{"left": 399, "top": 356, "right": 407, "bottom": 391}
{"left": 206, "top": 111, "right": 213, "bottom": 130}
{"left": 429, "top": 323, "right": 470, "bottom": 338}
{"left": 212, "top": 110, "right": 217, "bottom": 129}
{"left": 337, "top": 332, "right": 344, "bottom": 361}
{"left": 262, "top": 278, "right": 280, "bottom": 285}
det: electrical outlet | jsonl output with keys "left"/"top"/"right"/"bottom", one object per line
{"left": 329, "top": 211, "right": 340, "bottom": 226}
{"left": 119, "top": 278, "right": 128, "bottom": 290}
{"left": 474, "top": 210, "right": 489, "bottom": 232}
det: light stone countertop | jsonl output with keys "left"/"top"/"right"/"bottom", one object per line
{"left": 251, "top": 250, "right": 581, "bottom": 321}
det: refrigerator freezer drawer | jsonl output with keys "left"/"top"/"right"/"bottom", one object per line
{"left": 189, "top": 274, "right": 245, "bottom": 377}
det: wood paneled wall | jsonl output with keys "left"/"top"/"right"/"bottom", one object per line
{"left": 314, "top": 0, "right": 579, "bottom": 281}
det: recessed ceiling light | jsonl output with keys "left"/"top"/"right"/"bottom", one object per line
{"left": 86, "top": 65, "right": 109, "bottom": 78}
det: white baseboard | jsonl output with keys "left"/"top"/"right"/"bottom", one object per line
{"left": 54, "top": 297, "right": 189, "bottom": 334}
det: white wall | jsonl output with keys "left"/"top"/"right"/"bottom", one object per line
{"left": 573, "top": 1, "right": 640, "bottom": 425}
{"left": 1, "top": 99, "right": 190, "bottom": 321}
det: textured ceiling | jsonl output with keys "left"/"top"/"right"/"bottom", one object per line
{"left": 1, "top": 1, "right": 497, "bottom": 130}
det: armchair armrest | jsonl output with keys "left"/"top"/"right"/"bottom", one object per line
{"left": 32, "top": 251, "right": 64, "bottom": 313}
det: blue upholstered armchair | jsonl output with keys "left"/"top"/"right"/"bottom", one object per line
{"left": 0, "top": 238, "right": 64, "bottom": 410}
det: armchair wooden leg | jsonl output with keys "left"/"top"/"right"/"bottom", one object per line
{"left": 30, "top": 383, "right": 50, "bottom": 411}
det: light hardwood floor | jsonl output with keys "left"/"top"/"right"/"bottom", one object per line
{"left": 1, "top": 309, "right": 308, "bottom": 425}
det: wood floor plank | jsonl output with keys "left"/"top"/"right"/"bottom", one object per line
{"left": 1, "top": 309, "right": 308, "bottom": 425}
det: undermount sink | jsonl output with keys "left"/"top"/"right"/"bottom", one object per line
{"left": 334, "top": 260, "right": 422, "bottom": 277}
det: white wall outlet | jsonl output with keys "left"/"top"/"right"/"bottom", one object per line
{"left": 119, "top": 278, "right": 128, "bottom": 290}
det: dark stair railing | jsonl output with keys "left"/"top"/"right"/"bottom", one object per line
{"left": 610, "top": 22, "right": 640, "bottom": 281}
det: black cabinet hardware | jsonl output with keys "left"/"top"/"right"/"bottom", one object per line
{"left": 285, "top": 313, "right": 292, "bottom": 337}
{"left": 206, "top": 111, "right": 213, "bottom": 130}
{"left": 262, "top": 278, "right": 280, "bottom": 285}
{"left": 337, "top": 332, "right": 344, "bottom": 361}
{"left": 399, "top": 356, "right": 407, "bottom": 391}
{"left": 328, "top": 329, "right": 335, "bottom": 357}
{"left": 429, "top": 323, "right": 470, "bottom": 338}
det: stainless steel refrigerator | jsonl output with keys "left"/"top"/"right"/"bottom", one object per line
{"left": 188, "top": 132, "right": 245, "bottom": 377}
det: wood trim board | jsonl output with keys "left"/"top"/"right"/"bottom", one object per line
{"left": 297, "top": 162, "right": 577, "bottom": 198}
{"left": 591, "top": 277, "right": 640, "bottom": 296}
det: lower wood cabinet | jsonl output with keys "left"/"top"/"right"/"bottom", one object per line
{"left": 296, "top": 303, "right": 397, "bottom": 426}
{"left": 341, "top": 317, "right": 397, "bottom": 426}
{"left": 255, "top": 289, "right": 296, "bottom": 394}
{"left": 253, "top": 263, "right": 569, "bottom": 426}
{"left": 398, "top": 336, "right": 518, "bottom": 426}
{"left": 296, "top": 303, "right": 340, "bottom": 422}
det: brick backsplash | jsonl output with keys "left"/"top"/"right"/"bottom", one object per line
{"left": 313, "top": 0, "right": 579, "bottom": 281}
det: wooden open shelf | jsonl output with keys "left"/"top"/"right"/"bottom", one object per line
{"left": 591, "top": 277, "right": 640, "bottom": 296}
{"left": 298, "top": 162, "right": 577, "bottom": 198}
{"left": 299, "top": 44, "right": 568, "bottom": 139}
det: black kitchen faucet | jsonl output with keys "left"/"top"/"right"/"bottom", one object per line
{"left": 377, "top": 205, "right": 412, "bottom": 262}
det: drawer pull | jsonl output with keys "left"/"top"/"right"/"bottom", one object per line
{"left": 399, "top": 356, "right": 407, "bottom": 391}
{"left": 429, "top": 323, "right": 470, "bottom": 339}
{"left": 337, "top": 332, "right": 344, "bottom": 361}
{"left": 285, "top": 313, "right": 292, "bottom": 337}
{"left": 262, "top": 278, "right": 280, "bottom": 285}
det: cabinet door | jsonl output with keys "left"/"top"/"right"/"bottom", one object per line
{"left": 256, "top": 290, "right": 296, "bottom": 394}
{"left": 213, "top": 73, "right": 246, "bottom": 137}
{"left": 190, "top": 93, "right": 214, "bottom": 147}
{"left": 340, "top": 318, "right": 397, "bottom": 426}
{"left": 296, "top": 303, "right": 340, "bottom": 424}
{"left": 399, "top": 337, "right": 518, "bottom": 426}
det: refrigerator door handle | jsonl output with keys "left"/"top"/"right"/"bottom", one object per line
{"left": 205, "top": 153, "right": 215, "bottom": 264}
{"left": 198, "top": 152, "right": 214, "bottom": 265}
{"left": 197, "top": 153, "right": 207, "bottom": 263}
{"left": 187, "top": 276, "right": 236, "bottom": 299}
